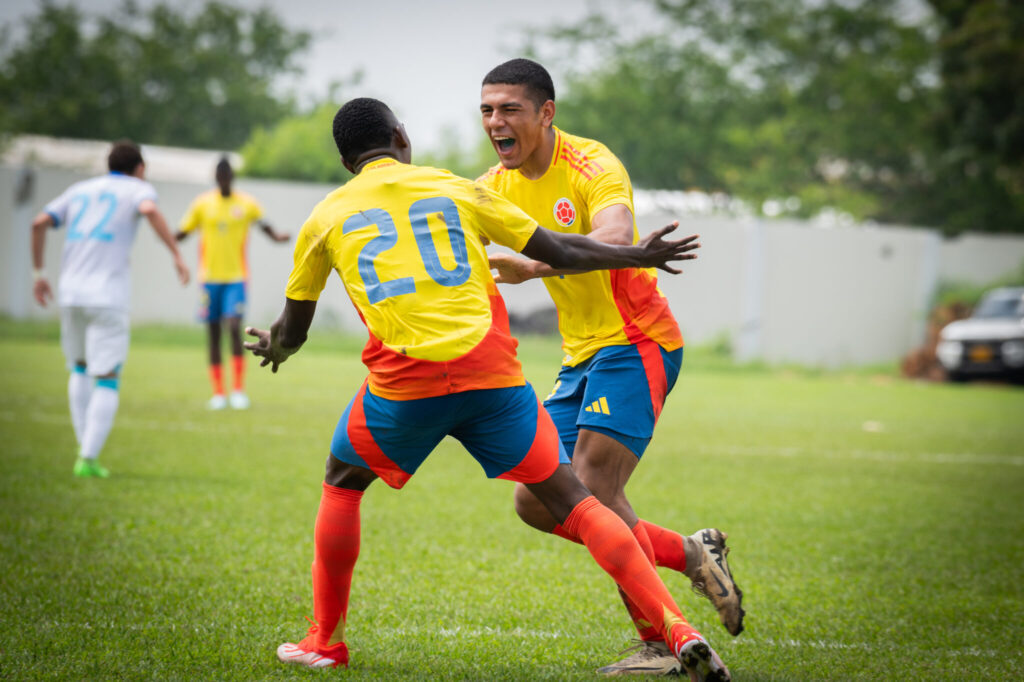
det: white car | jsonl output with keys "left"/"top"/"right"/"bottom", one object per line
{"left": 937, "top": 286, "right": 1024, "bottom": 382}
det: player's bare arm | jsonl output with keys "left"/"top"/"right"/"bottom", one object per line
{"left": 30, "top": 212, "right": 55, "bottom": 306}
{"left": 245, "top": 298, "right": 316, "bottom": 373}
{"left": 140, "top": 200, "right": 191, "bottom": 285}
{"left": 260, "top": 221, "right": 291, "bottom": 243}
{"left": 511, "top": 220, "right": 699, "bottom": 278}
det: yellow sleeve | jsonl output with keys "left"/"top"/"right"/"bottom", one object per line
{"left": 469, "top": 183, "right": 538, "bottom": 252}
{"left": 584, "top": 158, "right": 633, "bottom": 218}
{"left": 246, "top": 196, "right": 264, "bottom": 224}
{"left": 285, "top": 214, "right": 333, "bottom": 302}
{"left": 179, "top": 198, "right": 203, "bottom": 233}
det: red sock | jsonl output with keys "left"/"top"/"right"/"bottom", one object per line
{"left": 617, "top": 522, "right": 662, "bottom": 641}
{"left": 638, "top": 520, "right": 688, "bottom": 573}
{"left": 562, "top": 497, "right": 691, "bottom": 642}
{"left": 552, "top": 523, "right": 582, "bottom": 543}
{"left": 232, "top": 354, "right": 245, "bottom": 392}
{"left": 209, "top": 364, "right": 224, "bottom": 396}
{"left": 311, "top": 483, "right": 362, "bottom": 652}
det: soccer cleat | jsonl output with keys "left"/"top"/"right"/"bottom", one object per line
{"left": 73, "top": 457, "right": 109, "bottom": 478}
{"left": 207, "top": 394, "right": 227, "bottom": 411}
{"left": 228, "top": 391, "right": 250, "bottom": 410}
{"left": 277, "top": 624, "right": 348, "bottom": 669}
{"left": 596, "top": 639, "right": 681, "bottom": 676}
{"left": 689, "top": 529, "right": 745, "bottom": 636}
{"left": 674, "top": 637, "right": 731, "bottom": 682}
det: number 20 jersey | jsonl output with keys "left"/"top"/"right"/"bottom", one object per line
{"left": 285, "top": 159, "right": 540, "bottom": 400}
{"left": 44, "top": 172, "right": 158, "bottom": 311}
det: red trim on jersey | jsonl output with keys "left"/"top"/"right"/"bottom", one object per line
{"left": 361, "top": 291, "right": 526, "bottom": 400}
{"left": 347, "top": 381, "right": 411, "bottom": 489}
{"left": 609, "top": 269, "right": 684, "bottom": 351}
{"left": 496, "top": 395, "right": 562, "bottom": 484}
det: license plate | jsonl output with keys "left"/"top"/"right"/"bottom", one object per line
{"left": 968, "top": 344, "right": 994, "bottom": 362}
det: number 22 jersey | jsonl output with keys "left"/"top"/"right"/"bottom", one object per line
{"left": 285, "top": 159, "right": 540, "bottom": 400}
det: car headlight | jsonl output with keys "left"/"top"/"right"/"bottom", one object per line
{"left": 1002, "top": 340, "right": 1024, "bottom": 367}
{"left": 936, "top": 340, "right": 963, "bottom": 369}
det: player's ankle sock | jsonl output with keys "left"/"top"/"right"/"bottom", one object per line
{"left": 68, "top": 367, "right": 93, "bottom": 445}
{"left": 563, "top": 496, "right": 690, "bottom": 641}
{"left": 80, "top": 380, "right": 119, "bottom": 458}
{"left": 617, "top": 521, "right": 662, "bottom": 641}
{"left": 209, "top": 363, "right": 224, "bottom": 396}
{"left": 637, "top": 519, "right": 688, "bottom": 573}
{"left": 231, "top": 354, "right": 245, "bottom": 392}
{"left": 311, "top": 482, "right": 362, "bottom": 650}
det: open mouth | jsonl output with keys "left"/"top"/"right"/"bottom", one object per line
{"left": 494, "top": 136, "right": 516, "bottom": 152}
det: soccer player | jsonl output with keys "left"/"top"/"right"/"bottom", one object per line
{"left": 176, "top": 157, "right": 290, "bottom": 410}
{"left": 245, "top": 97, "right": 730, "bottom": 681}
{"left": 478, "top": 59, "right": 744, "bottom": 675}
{"left": 30, "top": 140, "right": 190, "bottom": 478}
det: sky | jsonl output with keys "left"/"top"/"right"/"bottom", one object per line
{"left": 0, "top": 0, "right": 638, "bottom": 151}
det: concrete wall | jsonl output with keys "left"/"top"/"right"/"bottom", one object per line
{"left": 4, "top": 164, "right": 1024, "bottom": 367}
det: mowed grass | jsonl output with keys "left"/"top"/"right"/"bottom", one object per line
{"left": 1, "top": 319, "right": 1022, "bottom": 681}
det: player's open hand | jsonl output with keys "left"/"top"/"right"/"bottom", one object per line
{"left": 174, "top": 257, "right": 191, "bottom": 286}
{"left": 636, "top": 222, "right": 700, "bottom": 274}
{"left": 244, "top": 326, "right": 288, "bottom": 373}
{"left": 490, "top": 252, "right": 537, "bottom": 284}
{"left": 33, "top": 278, "right": 53, "bottom": 307}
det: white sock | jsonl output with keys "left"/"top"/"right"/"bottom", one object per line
{"left": 80, "top": 384, "right": 120, "bottom": 459}
{"left": 68, "top": 371, "right": 93, "bottom": 445}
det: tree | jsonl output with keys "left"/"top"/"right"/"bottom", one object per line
{"left": 0, "top": 1, "right": 310, "bottom": 149}
{"left": 524, "top": 0, "right": 1024, "bottom": 233}
{"left": 241, "top": 102, "right": 352, "bottom": 185}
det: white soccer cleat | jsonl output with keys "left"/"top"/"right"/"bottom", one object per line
{"left": 207, "top": 394, "right": 227, "bottom": 411}
{"left": 229, "top": 391, "right": 250, "bottom": 410}
{"left": 596, "top": 639, "right": 681, "bottom": 676}
{"left": 276, "top": 641, "right": 343, "bottom": 668}
{"left": 689, "top": 528, "right": 745, "bottom": 636}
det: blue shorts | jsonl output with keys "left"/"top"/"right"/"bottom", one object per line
{"left": 199, "top": 282, "right": 246, "bottom": 323}
{"left": 543, "top": 341, "right": 683, "bottom": 459}
{"left": 331, "top": 382, "right": 570, "bottom": 489}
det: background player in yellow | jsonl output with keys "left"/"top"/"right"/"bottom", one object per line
{"left": 478, "top": 58, "right": 744, "bottom": 676}
{"left": 177, "top": 157, "right": 290, "bottom": 410}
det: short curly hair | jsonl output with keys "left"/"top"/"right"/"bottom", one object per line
{"left": 482, "top": 58, "right": 555, "bottom": 109}
{"left": 107, "top": 140, "right": 143, "bottom": 174}
{"left": 332, "top": 98, "right": 395, "bottom": 164}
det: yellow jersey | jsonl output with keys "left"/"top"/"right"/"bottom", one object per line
{"left": 180, "top": 190, "right": 263, "bottom": 283}
{"left": 286, "top": 159, "right": 540, "bottom": 400}
{"left": 478, "top": 127, "right": 682, "bottom": 366}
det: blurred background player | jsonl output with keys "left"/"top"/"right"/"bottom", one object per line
{"left": 176, "top": 157, "right": 290, "bottom": 410}
{"left": 244, "top": 97, "right": 729, "bottom": 681}
{"left": 30, "top": 139, "right": 190, "bottom": 478}
{"left": 478, "top": 58, "right": 744, "bottom": 675}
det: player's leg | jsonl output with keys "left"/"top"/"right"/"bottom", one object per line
{"left": 278, "top": 382, "right": 447, "bottom": 668}
{"left": 74, "top": 308, "right": 130, "bottom": 478}
{"left": 203, "top": 283, "right": 227, "bottom": 409}
{"left": 61, "top": 307, "right": 91, "bottom": 449}
{"left": 225, "top": 282, "right": 249, "bottom": 409}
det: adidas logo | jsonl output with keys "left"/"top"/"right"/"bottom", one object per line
{"left": 584, "top": 396, "right": 611, "bottom": 415}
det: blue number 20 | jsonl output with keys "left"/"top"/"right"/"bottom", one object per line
{"left": 343, "top": 197, "right": 471, "bottom": 304}
{"left": 67, "top": 192, "right": 118, "bottom": 242}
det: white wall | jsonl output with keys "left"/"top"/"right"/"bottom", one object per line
{"left": 4, "top": 164, "right": 1024, "bottom": 367}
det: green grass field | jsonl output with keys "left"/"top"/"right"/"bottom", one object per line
{"left": 1, "top": 319, "right": 1022, "bottom": 680}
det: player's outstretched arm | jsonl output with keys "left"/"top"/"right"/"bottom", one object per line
{"left": 140, "top": 200, "right": 190, "bottom": 285}
{"left": 30, "top": 212, "right": 54, "bottom": 307}
{"left": 244, "top": 298, "right": 316, "bottom": 373}
{"left": 518, "top": 221, "right": 700, "bottom": 276}
{"left": 259, "top": 221, "right": 291, "bottom": 243}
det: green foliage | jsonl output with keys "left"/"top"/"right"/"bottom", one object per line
{"left": 526, "top": 0, "right": 1023, "bottom": 234}
{"left": 936, "top": 258, "right": 1024, "bottom": 307}
{"left": 0, "top": 1, "right": 310, "bottom": 149}
{"left": 240, "top": 102, "right": 351, "bottom": 184}
{"left": 1, "top": 322, "right": 1022, "bottom": 679}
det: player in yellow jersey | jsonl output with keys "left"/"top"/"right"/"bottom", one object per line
{"left": 478, "top": 59, "right": 744, "bottom": 676}
{"left": 243, "top": 97, "right": 729, "bottom": 681}
{"left": 177, "top": 158, "right": 290, "bottom": 410}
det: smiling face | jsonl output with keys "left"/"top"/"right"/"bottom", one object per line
{"left": 480, "top": 83, "right": 556, "bottom": 178}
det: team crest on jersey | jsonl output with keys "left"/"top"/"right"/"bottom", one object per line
{"left": 231, "top": 206, "right": 245, "bottom": 219}
{"left": 553, "top": 198, "right": 576, "bottom": 227}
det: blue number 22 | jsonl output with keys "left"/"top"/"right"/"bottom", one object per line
{"left": 67, "top": 192, "right": 118, "bottom": 242}
{"left": 343, "top": 197, "right": 471, "bottom": 304}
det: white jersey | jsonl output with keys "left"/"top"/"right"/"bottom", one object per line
{"left": 44, "top": 173, "right": 158, "bottom": 311}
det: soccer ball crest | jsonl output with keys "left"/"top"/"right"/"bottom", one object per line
{"left": 553, "top": 198, "right": 576, "bottom": 227}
